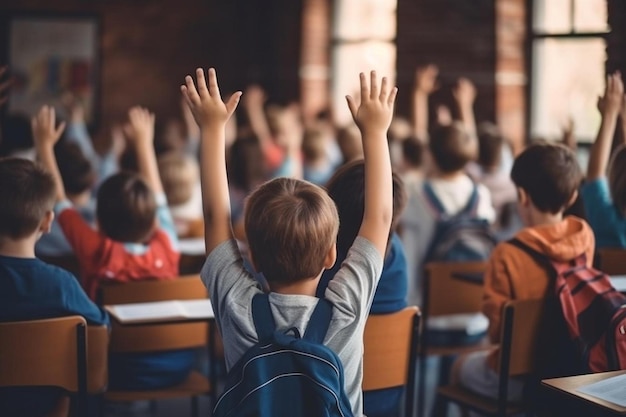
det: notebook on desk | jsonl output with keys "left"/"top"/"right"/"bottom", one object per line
{"left": 106, "top": 299, "right": 214, "bottom": 324}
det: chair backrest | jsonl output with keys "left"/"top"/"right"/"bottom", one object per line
{"left": 0, "top": 316, "right": 107, "bottom": 393}
{"left": 423, "top": 261, "right": 487, "bottom": 317}
{"left": 101, "top": 277, "right": 210, "bottom": 353}
{"left": 597, "top": 248, "right": 626, "bottom": 275}
{"left": 363, "top": 306, "right": 421, "bottom": 417}
{"left": 498, "top": 298, "right": 547, "bottom": 377}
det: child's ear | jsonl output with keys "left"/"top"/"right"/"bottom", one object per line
{"left": 323, "top": 244, "right": 337, "bottom": 270}
{"left": 517, "top": 187, "right": 529, "bottom": 207}
{"left": 566, "top": 189, "right": 579, "bottom": 209}
{"left": 40, "top": 210, "right": 55, "bottom": 234}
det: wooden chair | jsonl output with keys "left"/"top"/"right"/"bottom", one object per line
{"left": 363, "top": 306, "right": 421, "bottom": 417}
{"left": 418, "top": 261, "right": 491, "bottom": 417}
{"left": 0, "top": 316, "right": 108, "bottom": 417}
{"left": 596, "top": 248, "right": 626, "bottom": 275}
{"left": 100, "top": 276, "right": 217, "bottom": 417}
{"left": 437, "top": 298, "right": 548, "bottom": 417}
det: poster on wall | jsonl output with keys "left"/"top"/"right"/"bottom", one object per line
{"left": 8, "top": 15, "right": 99, "bottom": 124}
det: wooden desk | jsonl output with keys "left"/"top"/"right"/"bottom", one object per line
{"left": 542, "top": 371, "right": 626, "bottom": 416}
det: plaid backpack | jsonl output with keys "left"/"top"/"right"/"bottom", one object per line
{"left": 509, "top": 238, "right": 626, "bottom": 372}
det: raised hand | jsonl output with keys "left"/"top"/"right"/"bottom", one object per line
{"left": 181, "top": 68, "right": 242, "bottom": 129}
{"left": 123, "top": 106, "right": 155, "bottom": 146}
{"left": 600, "top": 71, "right": 623, "bottom": 116}
{"left": 453, "top": 77, "right": 477, "bottom": 109}
{"left": 31, "top": 106, "right": 66, "bottom": 148}
{"left": 346, "top": 71, "right": 398, "bottom": 134}
{"left": 415, "top": 64, "right": 439, "bottom": 95}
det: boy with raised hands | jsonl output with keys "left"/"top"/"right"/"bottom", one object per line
{"left": 185, "top": 68, "right": 396, "bottom": 416}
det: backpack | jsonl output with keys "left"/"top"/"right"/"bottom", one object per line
{"left": 423, "top": 182, "right": 497, "bottom": 262}
{"left": 508, "top": 238, "right": 626, "bottom": 372}
{"left": 213, "top": 294, "right": 354, "bottom": 417}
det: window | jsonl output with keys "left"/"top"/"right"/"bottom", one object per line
{"left": 331, "top": 0, "right": 397, "bottom": 126}
{"left": 530, "top": 0, "right": 609, "bottom": 143}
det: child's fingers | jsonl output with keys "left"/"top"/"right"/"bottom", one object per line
{"left": 55, "top": 121, "right": 66, "bottom": 139}
{"left": 388, "top": 87, "right": 398, "bottom": 106}
{"left": 346, "top": 95, "right": 358, "bottom": 120}
{"left": 225, "top": 91, "right": 243, "bottom": 116}
{"left": 359, "top": 72, "right": 368, "bottom": 102}
{"left": 208, "top": 68, "right": 221, "bottom": 98}
{"left": 181, "top": 86, "right": 194, "bottom": 109}
{"left": 379, "top": 77, "right": 389, "bottom": 101}
{"left": 184, "top": 75, "right": 201, "bottom": 105}
{"left": 195, "top": 68, "right": 209, "bottom": 97}
{"left": 370, "top": 71, "right": 378, "bottom": 100}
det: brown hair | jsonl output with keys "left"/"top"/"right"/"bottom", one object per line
{"left": 477, "top": 122, "right": 504, "bottom": 170}
{"left": 337, "top": 125, "right": 363, "bottom": 163}
{"left": 429, "top": 122, "right": 476, "bottom": 173}
{"left": 157, "top": 151, "right": 199, "bottom": 206}
{"left": 326, "top": 160, "right": 406, "bottom": 256}
{"left": 0, "top": 158, "right": 56, "bottom": 239}
{"left": 244, "top": 177, "right": 339, "bottom": 285}
{"left": 302, "top": 125, "right": 327, "bottom": 163}
{"left": 402, "top": 137, "right": 424, "bottom": 169}
{"left": 55, "top": 141, "right": 96, "bottom": 196}
{"left": 511, "top": 142, "right": 582, "bottom": 214}
{"left": 609, "top": 144, "right": 626, "bottom": 216}
{"left": 96, "top": 172, "right": 157, "bottom": 243}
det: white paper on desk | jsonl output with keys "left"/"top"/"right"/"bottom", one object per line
{"left": 577, "top": 373, "right": 626, "bottom": 407}
{"left": 178, "top": 238, "right": 206, "bottom": 255}
{"left": 610, "top": 275, "right": 626, "bottom": 292}
{"left": 108, "top": 299, "right": 214, "bottom": 323}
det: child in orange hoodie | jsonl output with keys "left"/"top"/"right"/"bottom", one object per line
{"left": 452, "top": 142, "right": 594, "bottom": 401}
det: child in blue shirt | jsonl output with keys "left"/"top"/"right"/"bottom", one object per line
{"left": 582, "top": 72, "right": 626, "bottom": 248}
{"left": 0, "top": 153, "right": 109, "bottom": 417}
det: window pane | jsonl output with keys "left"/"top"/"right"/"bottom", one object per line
{"left": 533, "top": 0, "right": 572, "bottom": 34}
{"left": 531, "top": 38, "right": 606, "bottom": 143}
{"left": 331, "top": 42, "right": 396, "bottom": 126}
{"left": 574, "top": 0, "right": 608, "bottom": 32}
{"left": 333, "top": 0, "right": 397, "bottom": 41}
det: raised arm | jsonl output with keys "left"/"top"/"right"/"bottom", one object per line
{"left": 181, "top": 68, "right": 242, "bottom": 253}
{"left": 123, "top": 107, "right": 163, "bottom": 194}
{"left": 32, "top": 106, "right": 67, "bottom": 202}
{"left": 346, "top": 71, "right": 397, "bottom": 257}
{"left": 412, "top": 64, "right": 438, "bottom": 142}
{"left": 453, "top": 77, "right": 478, "bottom": 138}
{"left": 242, "top": 85, "right": 273, "bottom": 151}
{"left": 588, "top": 72, "right": 623, "bottom": 180}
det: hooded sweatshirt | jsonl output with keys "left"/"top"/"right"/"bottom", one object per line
{"left": 483, "top": 216, "right": 595, "bottom": 369}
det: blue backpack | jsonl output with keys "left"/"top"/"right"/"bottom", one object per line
{"left": 212, "top": 294, "right": 354, "bottom": 417}
{"left": 423, "top": 181, "right": 497, "bottom": 262}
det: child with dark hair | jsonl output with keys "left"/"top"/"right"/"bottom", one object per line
{"left": 452, "top": 141, "right": 592, "bottom": 401}
{"left": 315, "top": 160, "right": 408, "bottom": 417}
{"left": 36, "top": 140, "right": 97, "bottom": 256}
{"left": 0, "top": 155, "right": 108, "bottom": 417}
{"left": 34, "top": 105, "right": 193, "bottom": 391}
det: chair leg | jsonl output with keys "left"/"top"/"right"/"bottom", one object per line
{"left": 191, "top": 396, "right": 199, "bottom": 417}
{"left": 417, "top": 355, "right": 426, "bottom": 417}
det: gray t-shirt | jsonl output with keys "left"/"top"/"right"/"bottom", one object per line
{"left": 201, "top": 236, "right": 383, "bottom": 417}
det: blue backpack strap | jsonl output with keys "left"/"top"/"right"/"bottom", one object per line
{"left": 423, "top": 181, "right": 446, "bottom": 217}
{"left": 460, "top": 183, "right": 480, "bottom": 217}
{"left": 303, "top": 298, "right": 333, "bottom": 344}
{"left": 252, "top": 293, "right": 277, "bottom": 341}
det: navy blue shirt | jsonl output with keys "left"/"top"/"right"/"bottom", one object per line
{"left": 0, "top": 255, "right": 109, "bottom": 417}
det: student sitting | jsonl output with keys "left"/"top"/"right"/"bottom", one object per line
{"left": 0, "top": 156, "right": 109, "bottom": 417}
{"left": 315, "top": 160, "right": 408, "bottom": 417}
{"left": 400, "top": 122, "right": 495, "bottom": 306}
{"left": 33, "top": 106, "right": 193, "bottom": 391}
{"left": 452, "top": 141, "right": 593, "bottom": 401}
{"left": 582, "top": 72, "right": 626, "bottom": 248}
{"left": 36, "top": 141, "right": 97, "bottom": 257}
{"left": 186, "top": 68, "right": 396, "bottom": 416}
